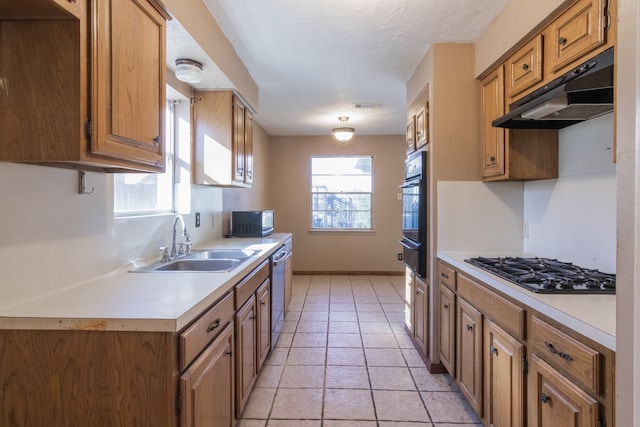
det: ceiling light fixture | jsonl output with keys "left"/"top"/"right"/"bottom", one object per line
{"left": 174, "top": 58, "right": 203, "bottom": 84}
{"left": 332, "top": 116, "right": 355, "bottom": 143}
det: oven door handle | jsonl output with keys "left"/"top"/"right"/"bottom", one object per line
{"left": 400, "top": 179, "right": 421, "bottom": 189}
{"left": 399, "top": 239, "right": 421, "bottom": 250}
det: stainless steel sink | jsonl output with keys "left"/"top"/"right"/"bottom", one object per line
{"left": 189, "top": 249, "right": 259, "bottom": 260}
{"left": 131, "top": 248, "right": 260, "bottom": 273}
{"left": 154, "top": 258, "right": 240, "bottom": 272}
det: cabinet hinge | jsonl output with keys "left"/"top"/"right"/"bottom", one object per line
{"left": 175, "top": 393, "right": 181, "bottom": 415}
{"left": 603, "top": 0, "right": 610, "bottom": 29}
{"left": 84, "top": 119, "right": 92, "bottom": 141}
{"left": 523, "top": 356, "right": 528, "bottom": 374}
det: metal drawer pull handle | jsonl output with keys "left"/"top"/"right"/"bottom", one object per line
{"left": 541, "top": 393, "right": 551, "bottom": 403}
{"left": 441, "top": 273, "right": 449, "bottom": 279}
{"left": 261, "top": 301, "right": 266, "bottom": 305}
{"left": 490, "top": 156, "right": 496, "bottom": 162}
{"left": 522, "top": 63, "right": 530, "bottom": 71}
{"left": 466, "top": 324, "right": 473, "bottom": 331}
{"left": 490, "top": 345, "right": 498, "bottom": 355}
{"left": 443, "top": 304, "right": 449, "bottom": 309}
{"left": 206, "top": 319, "right": 221, "bottom": 333}
{"left": 559, "top": 37, "right": 567, "bottom": 46}
{"left": 544, "top": 341, "right": 573, "bottom": 361}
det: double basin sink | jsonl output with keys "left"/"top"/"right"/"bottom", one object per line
{"left": 133, "top": 249, "right": 260, "bottom": 273}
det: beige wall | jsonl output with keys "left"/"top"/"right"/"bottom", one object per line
{"left": 474, "top": 0, "right": 568, "bottom": 75}
{"left": 162, "top": 0, "right": 259, "bottom": 110}
{"left": 614, "top": 0, "right": 640, "bottom": 422}
{"left": 268, "top": 135, "right": 405, "bottom": 273}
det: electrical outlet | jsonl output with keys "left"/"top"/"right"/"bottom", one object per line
{"left": 397, "top": 253, "right": 403, "bottom": 261}
{"left": 195, "top": 212, "right": 201, "bottom": 228}
{"left": 522, "top": 220, "right": 529, "bottom": 238}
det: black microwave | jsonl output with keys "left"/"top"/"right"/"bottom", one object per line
{"left": 231, "top": 210, "right": 274, "bottom": 237}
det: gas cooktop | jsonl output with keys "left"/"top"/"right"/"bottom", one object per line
{"left": 464, "top": 256, "right": 616, "bottom": 294}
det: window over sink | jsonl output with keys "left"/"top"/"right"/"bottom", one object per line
{"left": 311, "top": 156, "right": 373, "bottom": 230}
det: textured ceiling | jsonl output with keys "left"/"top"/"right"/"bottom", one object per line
{"left": 174, "top": 0, "right": 512, "bottom": 136}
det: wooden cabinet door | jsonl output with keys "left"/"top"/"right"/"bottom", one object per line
{"left": 439, "top": 283, "right": 456, "bottom": 375}
{"left": 414, "top": 276, "right": 428, "bottom": 353}
{"left": 256, "top": 280, "right": 271, "bottom": 371}
{"left": 507, "top": 34, "right": 543, "bottom": 98}
{"left": 180, "top": 323, "right": 235, "bottom": 427}
{"left": 484, "top": 319, "right": 525, "bottom": 427}
{"left": 406, "top": 117, "right": 416, "bottom": 154}
{"left": 405, "top": 268, "right": 415, "bottom": 334}
{"left": 545, "top": 0, "right": 606, "bottom": 73}
{"left": 244, "top": 109, "right": 254, "bottom": 185}
{"left": 457, "top": 298, "right": 483, "bottom": 415}
{"left": 232, "top": 97, "right": 246, "bottom": 183}
{"left": 480, "top": 66, "right": 505, "bottom": 179}
{"left": 415, "top": 103, "right": 429, "bottom": 148}
{"left": 235, "top": 294, "right": 257, "bottom": 416}
{"left": 529, "top": 355, "right": 599, "bottom": 427}
{"left": 91, "top": 0, "right": 165, "bottom": 171}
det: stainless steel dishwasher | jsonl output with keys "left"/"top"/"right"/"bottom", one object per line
{"left": 270, "top": 245, "right": 287, "bottom": 348}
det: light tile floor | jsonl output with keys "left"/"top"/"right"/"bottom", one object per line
{"left": 238, "top": 275, "right": 482, "bottom": 427}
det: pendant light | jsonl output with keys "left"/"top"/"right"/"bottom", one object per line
{"left": 332, "top": 116, "right": 355, "bottom": 143}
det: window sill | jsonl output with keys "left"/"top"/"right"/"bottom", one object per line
{"left": 308, "top": 229, "right": 375, "bottom": 235}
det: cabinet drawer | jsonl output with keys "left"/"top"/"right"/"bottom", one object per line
{"left": 506, "top": 34, "right": 543, "bottom": 98}
{"left": 457, "top": 274, "right": 525, "bottom": 340}
{"left": 180, "top": 291, "right": 235, "bottom": 371}
{"left": 438, "top": 261, "right": 456, "bottom": 291}
{"left": 531, "top": 316, "right": 601, "bottom": 395}
{"left": 235, "top": 259, "right": 270, "bottom": 309}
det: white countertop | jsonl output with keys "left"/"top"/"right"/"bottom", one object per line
{"left": 438, "top": 251, "right": 616, "bottom": 351}
{"left": 0, "top": 234, "right": 291, "bottom": 333}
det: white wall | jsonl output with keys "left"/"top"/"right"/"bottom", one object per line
{"left": 523, "top": 113, "right": 616, "bottom": 272}
{"left": 437, "top": 181, "right": 524, "bottom": 251}
{"left": 437, "top": 113, "right": 616, "bottom": 270}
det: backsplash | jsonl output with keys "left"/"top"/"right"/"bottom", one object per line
{"left": 0, "top": 162, "right": 224, "bottom": 309}
{"left": 524, "top": 113, "right": 616, "bottom": 272}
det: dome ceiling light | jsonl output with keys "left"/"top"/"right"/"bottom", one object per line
{"left": 174, "top": 58, "right": 203, "bottom": 84}
{"left": 332, "top": 116, "right": 355, "bottom": 143}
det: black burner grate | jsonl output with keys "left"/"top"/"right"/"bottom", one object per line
{"left": 464, "top": 257, "right": 615, "bottom": 294}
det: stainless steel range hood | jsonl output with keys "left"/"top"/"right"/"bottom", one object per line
{"left": 493, "top": 48, "right": 614, "bottom": 129}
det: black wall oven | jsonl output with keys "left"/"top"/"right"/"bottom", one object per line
{"left": 400, "top": 150, "right": 428, "bottom": 278}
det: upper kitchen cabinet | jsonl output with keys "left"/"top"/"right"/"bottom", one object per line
{"left": 406, "top": 84, "right": 429, "bottom": 156}
{"left": 192, "top": 90, "right": 254, "bottom": 187}
{"left": 0, "top": 0, "right": 169, "bottom": 172}
{"left": 481, "top": 67, "right": 557, "bottom": 182}
{"left": 506, "top": 35, "right": 543, "bottom": 100}
{"left": 544, "top": 0, "right": 609, "bottom": 76}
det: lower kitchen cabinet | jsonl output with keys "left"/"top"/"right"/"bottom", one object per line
{"left": 436, "top": 258, "right": 615, "bottom": 427}
{"left": 0, "top": 256, "right": 279, "bottom": 427}
{"left": 439, "top": 283, "right": 456, "bottom": 375}
{"left": 456, "top": 297, "right": 483, "bottom": 415}
{"left": 180, "top": 323, "right": 235, "bottom": 427}
{"left": 529, "top": 355, "right": 599, "bottom": 427}
{"left": 236, "top": 294, "right": 257, "bottom": 415}
{"left": 256, "top": 280, "right": 271, "bottom": 371}
{"left": 404, "top": 268, "right": 429, "bottom": 360}
{"left": 414, "top": 276, "right": 429, "bottom": 353}
{"left": 484, "top": 319, "right": 525, "bottom": 427}
{"left": 234, "top": 259, "right": 271, "bottom": 418}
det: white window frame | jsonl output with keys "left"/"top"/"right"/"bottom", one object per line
{"left": 310, "top": 155, "right": 374, "bottom": 231}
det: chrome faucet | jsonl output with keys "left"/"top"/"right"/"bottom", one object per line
{"left": 170, "top": 214, "right": 192, "bottom": 259}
